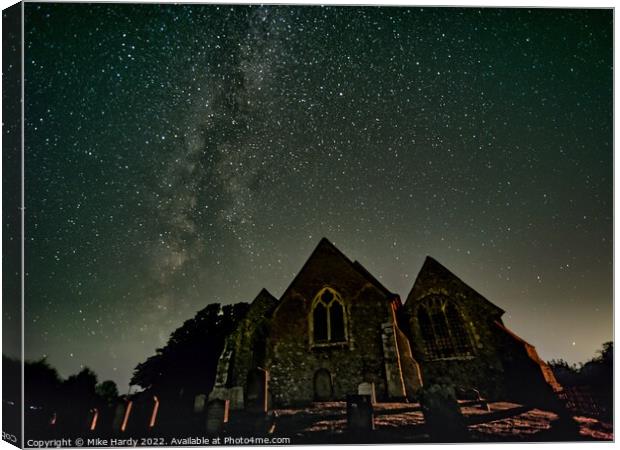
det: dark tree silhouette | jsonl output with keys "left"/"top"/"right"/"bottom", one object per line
{"left": 130, "top": 302, "right": 250, "bottom": 406}
{"left": 24, "top": 358, "right": 62, "bottom": 408}
{"left": 21, "top": 360, "right": 121, "bottom": 436}
{"left": 549, "top": 341, "right": 613, "bottom": 422}
{"left": 547, "top": 359, "right": 580, "bottom": 387}
{"left": 56, "top": 367, "right": 99, "bottom": 431}
{"left": 549, "top": 341, "right": 613, "bottom": 389}
{"left": 581, "top": 341, "right": 613, "bottom": 393}
{"left": 96, "top": 380, "right": 119, "bottom": 407}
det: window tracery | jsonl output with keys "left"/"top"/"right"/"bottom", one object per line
{"left": 311, "top": 287, "right": 347, "bottom": 344}
{"left": 417, "top": 295, "right": 474, "bottom": 359}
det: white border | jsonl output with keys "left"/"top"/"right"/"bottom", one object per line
{"left": 0, "top": 2, "right": 615, "bottom": 450}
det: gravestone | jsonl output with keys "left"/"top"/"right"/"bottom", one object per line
{"left": 358, "top": 382, "right": 377, "bottom": 404}
{"left": 419, "top": 384, "right": 468, "bottom": 442}
{"left": 246, "top": 369, "right": 268, "bottom": 414}
{"left": 206, "top": 399, "right": 229, "bottom": 434}
{"left": 346, "top": 394, "right": 374, "bottom": 432}
{"left": 313, "top": 369, "right": 333, "bottom": 401}
{"left": 194, "top": 394, "right": 207, "bottom": 414}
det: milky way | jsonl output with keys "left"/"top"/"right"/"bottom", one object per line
{"left": 18, "top": 4, "right": 612, "bottom": 390}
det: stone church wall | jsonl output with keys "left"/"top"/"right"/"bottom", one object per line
{"left": 265, "top": 242, "right": 400, "bottom": 406}
{"left": 209, "top": 239, "right": 562, "bottom": 410}
{"left": 226, "top": 290, "right": 277, "bottom": 391}
{"left": 404, "top": 256, "right": 561, "bottom": 402}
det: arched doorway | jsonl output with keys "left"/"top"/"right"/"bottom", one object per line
{"left": 314, "top": 369, "right": 333, "bottom": 401}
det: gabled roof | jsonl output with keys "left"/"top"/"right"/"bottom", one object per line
{"left": 250, "top": 288, "right": 279, "bottom": 316}
{"left": 352, "top": 260, "right": 395, "bottom": 299}
{"left": 253, "top": 288, "right": 278, "bottom": 304}
{"left": 406, "top": 256, "right": 505, "bottom": 316}
{"left": 279, "top": 237, "right": 397, "bottom": 301}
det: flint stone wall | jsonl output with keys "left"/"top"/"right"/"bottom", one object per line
{"left": 404, "top": 256, "right": 561, "bottom": 401}
{"left": 265, "top": 242, "right": 398, "bottom": 406}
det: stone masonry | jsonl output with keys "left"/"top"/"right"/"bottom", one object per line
{"left": 210, "top": 238, "right": 561, "bottom": 410}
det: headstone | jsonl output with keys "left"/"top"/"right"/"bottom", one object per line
{"left": 194, "top": 394, "right": 207, "bottom": 414}
{"left": 228, "top": 386, "right": 244, "bottom": 411}
{"left": 346, "top": 394, "right": 374, "bottom": 432}
{"left": 206, "top": 399, "right": 229, "bottom": 434}
{"left": 358, "top": 382, "right": 377, "bottom": 404}
{"left": 246, "top": 369, "right": 268, "bottom": 414}
{"left": 419, "top": 384, "right": 468, "bottom": 442}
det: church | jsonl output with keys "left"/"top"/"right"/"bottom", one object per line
{"left": 210, "top": 238, "right": 561, "bottom": 409}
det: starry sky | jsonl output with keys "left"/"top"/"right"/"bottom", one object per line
{"left": 19, "top": 4, "right": 612, "bottom": 390}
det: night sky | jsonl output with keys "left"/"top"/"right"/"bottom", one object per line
{"left": 20, "top": 4, "right": 612, "bottom": 390}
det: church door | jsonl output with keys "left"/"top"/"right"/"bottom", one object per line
{"left": 314, "top": 369, "right": 333, "bottom": 401}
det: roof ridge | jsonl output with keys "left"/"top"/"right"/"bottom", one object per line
{"left": 279, "top": 237, "right": 395, "bottom": 300}
{"left": 352, "top": 260, "right": 395, "bottom": 298}
{"left": 406, "top": 256, "right": 505, "bottom": 315}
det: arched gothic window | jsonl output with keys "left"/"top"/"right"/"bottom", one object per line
{"left": 313, "top": 303, "right": 328, "bottom": 342}
{"left": 311, "top": 288, "right": 347, "bottom": 344}
{"left": 417, "top": 295, "right": 474, "bottom": 359}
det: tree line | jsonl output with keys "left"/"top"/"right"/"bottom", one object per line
{"left": 3, "top": 302, "right": 250, "bottom": 435}
{"left": 548, "top": 341, "right": 613, "bottom": 390}
{"left": 5, "top": 305, "right": 612, "bottom": 433}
